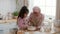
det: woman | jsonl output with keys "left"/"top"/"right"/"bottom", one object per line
{"left": 17, "top": 6, "right": 29, "bottom": 30}
{"left": 29, "top": 6, "right": 44, "bottom": 30}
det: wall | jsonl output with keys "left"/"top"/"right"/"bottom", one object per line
{"left": 0, "top": 0, "right": 16, "bottom": 16}
{"left": 0, "top": 0, "right": 28, "bottom": 16}
{"left": 28, "top": 0, "right": 34, "bottom": 16}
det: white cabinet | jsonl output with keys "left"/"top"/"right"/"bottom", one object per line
{"left": 0, "top": 22, "right": 17, "bottom": 34}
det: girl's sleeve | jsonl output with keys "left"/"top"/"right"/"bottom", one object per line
{"left": 18, "top": 18, "right": 24, "bottom": 28}
{"left": 18, "top": 18, "right": 28, "bottom": 28}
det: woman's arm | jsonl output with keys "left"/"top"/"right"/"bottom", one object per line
{"left": 18, "top": 17, "right": 28, "bottom": 29}
{"left": 38, "top": 14, "right": 44, "bottom": 26}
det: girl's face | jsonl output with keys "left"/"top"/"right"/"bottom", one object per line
{"left": 24, "top": 13, "right": 28, "bottom": 18}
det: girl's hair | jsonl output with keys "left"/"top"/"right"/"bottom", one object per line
{"left": 18, "top": 6, "right": 29, "bottom": 19}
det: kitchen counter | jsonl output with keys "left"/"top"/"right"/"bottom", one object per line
{"left": 0, "top": 19, "right": 60, "bottom": 34}
{"left": 17, "top": 30, "right": 56, "bottom": 34}
{"left": 0, "top": 19, "right": 17, "bottom": 24}
{"left": 0, "top": 20, "right": 17, "bottom": 34}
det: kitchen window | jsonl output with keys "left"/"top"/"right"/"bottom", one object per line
{"left": 29, "top": 0, "right": 56, "bottom": 19}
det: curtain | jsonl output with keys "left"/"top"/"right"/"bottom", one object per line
{"left": 56, "top": 0, "right": 60, "bottom": 20}
{"left": 16, "top": 0, "right": 28, "bottom": 11}
{"left": 24, "top": 0, "right": 29, "bottom": 7}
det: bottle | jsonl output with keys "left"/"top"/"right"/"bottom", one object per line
{"left": 7, "top": 12, "right": 12, "bottom": 20}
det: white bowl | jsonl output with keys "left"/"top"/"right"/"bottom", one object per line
{"left": 28, "top": 26, "right": 36, "bottom": 31}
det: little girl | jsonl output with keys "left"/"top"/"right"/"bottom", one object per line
{"left": 17, "top": 6, "right": 29, "bottom": 30}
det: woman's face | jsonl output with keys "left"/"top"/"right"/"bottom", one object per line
{"left": 33, "top": 7, "right": 41, "bottom": 14}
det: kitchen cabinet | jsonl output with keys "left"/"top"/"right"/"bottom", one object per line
{"left": 0, "top": 19, "right": 17, "bottom": 34}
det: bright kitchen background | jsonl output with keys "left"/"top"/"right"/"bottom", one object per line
{"left": 0, "top": 0, "right": 56, "bottom": 20}
{"left": 0, "top": 0, "right": 56, "bottom": 34}
{"left": 29, "top": 0, "right": 56, "bottom": 20}
{"left": 0, "top": 0, "right": 16, "bottom": 16}
{"left": 0, "top": 0, "right": 17, "bottom": 34}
